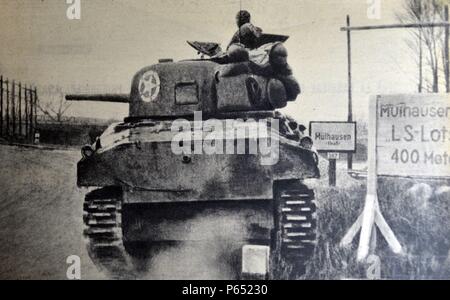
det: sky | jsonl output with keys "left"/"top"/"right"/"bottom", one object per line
{"left": 0, "top": 0, "right": 420, "bottom": 124}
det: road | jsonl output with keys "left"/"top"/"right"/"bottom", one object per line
{"left": 0, "top": 145, "right": 105, "bottom": 279}
{"left": 1, "top": 144, "right": 448, "bottom": 280}
{"left": 0, "top": 145, "right": 249, "bottom": 280}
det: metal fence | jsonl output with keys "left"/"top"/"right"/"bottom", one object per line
{"left": 0, "top": 76, "right": 38, "bottom": 142}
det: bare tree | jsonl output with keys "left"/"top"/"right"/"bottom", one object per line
{"left": 398, "top": 0, "right": 450, "bottom": 93}
{"left": 37, "top": 91, "right": 72, "bottom": 123}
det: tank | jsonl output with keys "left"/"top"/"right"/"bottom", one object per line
{"left": 67, "top": 38, "right": 320, "bottom": 279}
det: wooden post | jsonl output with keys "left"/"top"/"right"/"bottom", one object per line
{"left": 329, "top": 159, "right": 337, "bottom": 186}
{"left": 356, "top": 97, "right": 378, "bottom": 260}
{"left": 5, "top": 79, "right": 9, "bottom": 136}
{"left": 24, "top": 86, "right": 28, "bottom": 140}
{"left": 419, "top": 21, "right": 423, "bottom": 93}
{"left": 346, "top": 15, "right": 353, "bottom": 170}
{"left": 18, "top": 82, "right": 22, "bottom": 137}
{"left": 445, "top": 6, "right": 449, "bottom": 93}
{"left": 327, "top": 152, "right": 339, "bottom": 186}
{"left": 11, "top": 81, "right": 16, "bottom": 137}
{"left": 30, "top": 87, "right": 34, "bottom": 139}
{"left": 33, "top": 88, "right": 37, "bottom": 140}
{"left": 0, "top": 76, "right": 3, "bottom": 137}
{"left": 341, "top": 96, "right": 402, "bottom": 262}
{"left": 341, "top": 21, "right": 450, "bottom": 31}
{"left": 356, "top": 97, "right": 390, "bottom": 261}
{"left": 369, "top": 226, "right": 377, "bottom": 254}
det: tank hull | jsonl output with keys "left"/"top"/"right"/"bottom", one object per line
{"left": 77, "top": 117, "right": 319, "bottom": 203}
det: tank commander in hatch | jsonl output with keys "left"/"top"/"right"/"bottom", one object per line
{"left": 188, "top": 10, "right": 300, "bottom": 101}
{"left": 228, "top": 10, "right": 262, "bottom": 50}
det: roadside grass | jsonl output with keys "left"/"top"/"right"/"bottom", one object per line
{"left": 301, "top": 159, "right": 450, "bottom": 280}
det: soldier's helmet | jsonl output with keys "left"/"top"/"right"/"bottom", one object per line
{"left": 236, "top": 10, "right": 251, "bottom": 27}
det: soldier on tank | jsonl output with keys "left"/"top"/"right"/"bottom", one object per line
{"left": 228, "top": 10, "right": 262, "bottom": 50}
{"left": 224, "top": 10, "right": 300, "bottom": 101}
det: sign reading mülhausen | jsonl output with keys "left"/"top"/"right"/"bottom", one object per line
{"left": 375, "top": 94, "right": 450, "bottom": 178}
{"left": 309, "top": 121, "right": 356, "bottom": 152}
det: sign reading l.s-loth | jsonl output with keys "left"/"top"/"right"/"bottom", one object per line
{"left": 375, "top": 94, "right": 450, "bottom": 178}
{"left": 310, "top": 122, "right": 357, "bottom": 153}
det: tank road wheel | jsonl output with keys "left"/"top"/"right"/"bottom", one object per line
{"left": 272, "top": 181, "right": 317, "bottom": 279}
{"left": 83, "top": 186, "right": 139, "bottom": 279}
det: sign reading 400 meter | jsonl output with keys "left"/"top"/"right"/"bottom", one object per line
{"left": 375, "top": 94, "right": 450, "bottom": 178}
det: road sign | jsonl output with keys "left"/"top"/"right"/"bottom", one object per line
{"left": 310, "top": 121, "right": 357, "bottom": 153}
{"left": 375, "top": 94, "right": 450, "bottom": 178}
{"left": 327, "top": 152, "right": 340, "bottom": 160}
{"left": 341, "top": 95, "right": 404, "bottom": 261}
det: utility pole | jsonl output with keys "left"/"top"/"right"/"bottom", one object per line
{"left": 445, "top": 5, "right": 449, "bottom": 93}
{"left": 419, "top": 6, "right": 423, "bottom": 93}
{"left": 419, "top": 29, "right": 423, "bottom": 93}
{"left": 346, "top": 15, "right": 353, "bottom": 171}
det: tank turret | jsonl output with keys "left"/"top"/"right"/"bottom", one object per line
{"left": 67, "top": 37, "right": 300, "bottom": 120}
{"left": 67, "top": 61, "right": 297, "bottom": 118}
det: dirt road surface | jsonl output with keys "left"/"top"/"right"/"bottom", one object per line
{"left": 0, "top": 145, "right": 105, "bottom": 279}
{"left": 0, "top": 145, "right": 248, "bottom": 280}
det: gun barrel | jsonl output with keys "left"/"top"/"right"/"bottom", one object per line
{"left": 65, "top": 94, "right": 129, "bottom": 103}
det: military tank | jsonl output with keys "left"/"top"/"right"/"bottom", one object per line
{"left": 67, "top": 36, "right": 320, "bottom": 279}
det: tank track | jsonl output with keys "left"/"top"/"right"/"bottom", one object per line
{"left": 82, "top": 185, "right": 317, "bottom": 279}
{"left": 83, "top": 187, "right": 137, "bottom": 279}
{"left": 275, "top": 182, "right": 317, "bottom": 274}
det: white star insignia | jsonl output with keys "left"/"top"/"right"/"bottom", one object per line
{"left": 139, "top": 70, "right": 160, "bottom": 102}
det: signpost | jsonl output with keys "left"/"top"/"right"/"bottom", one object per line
{"left": 327, "top": 152, "right": 340, "bottom": 186}
{"left": 341, "top": 7, "right": 450, "bottom": 169}
{"left": 341, "top": 94, "right": 450, "bottom": 262}
{"left": 376, "top": 94, "right": 450, "bottom": 178}
{"left": 310, "top": 121, "right": 356, "bottom": 186}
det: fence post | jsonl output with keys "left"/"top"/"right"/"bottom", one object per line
{"left": 0, "top": 76, "right": 3, "bottom": 137}
{"left": 29, "top": 86, "right": 33, "bottom": 139}
{"left": 12, "top": 80, "right": 16, "bottom": 138}
{"left": 5, "top": 79, "right": 9, "bottom": 137}
{"left": 0, "top": 80, "right": 39, "bottom": 142}
{"left": 19, "top": 82, "right": 22, "bottom": 137}
{"left": 33, "top": 88, "right": 38, "bottom": 141}
{"left": 24, "top": 85, "right": 28, "bottom": 140}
